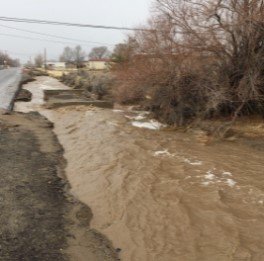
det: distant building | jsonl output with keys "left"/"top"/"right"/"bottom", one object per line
{"left": 44, "top": 61, "right": 66, "bottom": 69}
{"left": 88, "top": 59, "right": 113, "bottom": 70}
{"left": 43, "top": 60, "right": 114, "bottom": 70}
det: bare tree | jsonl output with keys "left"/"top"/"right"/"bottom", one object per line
{"left": 88, "top": 46, "right": 111, "bottom": 59}
{"left": 73, "top": 45, "right": 86, "bottom": 67}
{"left": 112, "top": 37, "right": 140, "bottom": 64}
{"left": 113, "top": 0, "right": 264, "bottom": 126}
{"left": 59, "top": 45, "right": 86, "bottom": 67}
{"left": 59, "top": 46, "right": 74, "bottom": 62}
{"left": 155, "top": 0, "right": 264, "bottom": 117}
{"left": 112, "top": 44, "right": 129, "bottom": 63}
{"left": 0, "top": 52, "right": 20, "bottom": 67}
{"left": 34, "top": 54, "right": 44, "bottom": 68}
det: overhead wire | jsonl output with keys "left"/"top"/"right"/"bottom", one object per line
{"left": 0, "top": 16, "right": 152, "bottom": 31}
{"left": 0, "top": 16, "right": 151, "bottom": 62}
{"left": 0, "top": 32, "right": 90, "bottom": 46}
{"left": 0, "top": 24, "right": 115, "bottom": 46}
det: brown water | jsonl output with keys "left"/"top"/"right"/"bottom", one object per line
{"left": 16, "top": 77, "right": 264, "bottom": 261}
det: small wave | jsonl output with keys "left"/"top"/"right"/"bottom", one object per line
{"left": 184, "top": 158, "right": 203, "bottom": 166}
{"left": 153, "top": 149, "right": 175, "bottom": 157}
{"left": 201, "top": 170, "right": 236, "bottom": 187}
{"left": 132, "top": 120, "right": 166, "bottom": 130}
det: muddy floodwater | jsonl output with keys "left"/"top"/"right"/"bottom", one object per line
{"left": 16, "top": 77, "right": 264, "bottom": 261}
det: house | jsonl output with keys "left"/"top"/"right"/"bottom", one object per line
{"left": 88, "top": 59, "right": 113, "bottom": 70}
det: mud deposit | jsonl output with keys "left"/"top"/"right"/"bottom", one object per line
{"left": 16, "top": 77, "right": 264, "bottom": 261}
{"left": 0, "top": 112, "right": 119, "bottom": 261}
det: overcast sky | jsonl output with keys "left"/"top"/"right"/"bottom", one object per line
{"left": 0, "top": 0, "right": 152, "bottom": 63}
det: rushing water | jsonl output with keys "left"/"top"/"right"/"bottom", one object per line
{"left": 16, "top": 77, "right": 264, "bottom": 261}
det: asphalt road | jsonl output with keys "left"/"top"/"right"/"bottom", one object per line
{"left": 0, "top": 68, "right": 21, "bottom": 110}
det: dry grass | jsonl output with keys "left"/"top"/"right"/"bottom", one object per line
{"left": 47, "top": 69, "right": 78, "bottom": 77}
{"left": 35, "top": 68, "right": 82, "bottom": 77}
{"left": 48, "top": 69, "right": 107, "bottom": 78}
{"left": 232, "top": 116, "right": 264, "bottom": 139}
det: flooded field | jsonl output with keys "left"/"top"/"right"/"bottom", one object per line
{"left": 16, "top": 77, "right": 264, "bottom": 261}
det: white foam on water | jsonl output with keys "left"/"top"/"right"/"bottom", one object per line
{"left": 154, "top": 149, "right": 175, "bottom": 157}
{"left": 200, "top": 169, "right": 237, "bottom": 188}
{"left": 226, "top": 178, "right": 237, "bottom": 187}
{"left": 204, "top": 171, "right": 216, "bottom": 180}
{"left": 184, "top": 158, "right": 203, "bottom": 166}
{"left": 223, "top": 171, "right": 232, "bottom": 176}
{"left": 132, "top": 120, "right": 166, "bottom": 130}
{"left": 134, "top": 115, "right": 146, "bottom": 120}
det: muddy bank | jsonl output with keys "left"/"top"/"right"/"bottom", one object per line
{"left": 0, "top": 112, "right": 119, "bottom": 260}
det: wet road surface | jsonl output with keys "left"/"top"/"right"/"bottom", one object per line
{"left": 0, "top": 68, "right": 21, "bottom": 110}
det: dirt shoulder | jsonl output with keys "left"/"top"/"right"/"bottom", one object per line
{"left": 0, "top": 111, "right": 119, "bottom": 261}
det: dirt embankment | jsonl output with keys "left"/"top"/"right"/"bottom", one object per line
{"left": 0, "top": 111, "right": 119, "bottom": 261}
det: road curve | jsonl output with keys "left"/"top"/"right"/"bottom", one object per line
{"left": 0, "top": 68, "right": 21, "bottom": 110}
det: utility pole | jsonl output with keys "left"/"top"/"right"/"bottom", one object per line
{"left": 3, "top": 50, "right": 8, "bottom": 68}
{"left": 44, "top": 48, "right": 47, "bottom": 71}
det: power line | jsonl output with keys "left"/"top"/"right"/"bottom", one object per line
{"left": 0, "top": 32, "right": 108, "bottom": 47}
{"left": 0, "top": 16, "right": 151, "bottom": 31}
{"left": 0, "top": 24, "right": 115, "bottom": 46}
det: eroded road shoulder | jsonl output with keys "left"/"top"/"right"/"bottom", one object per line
{"left": 0, "top": 112, "right": 119, "bottom": 261}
